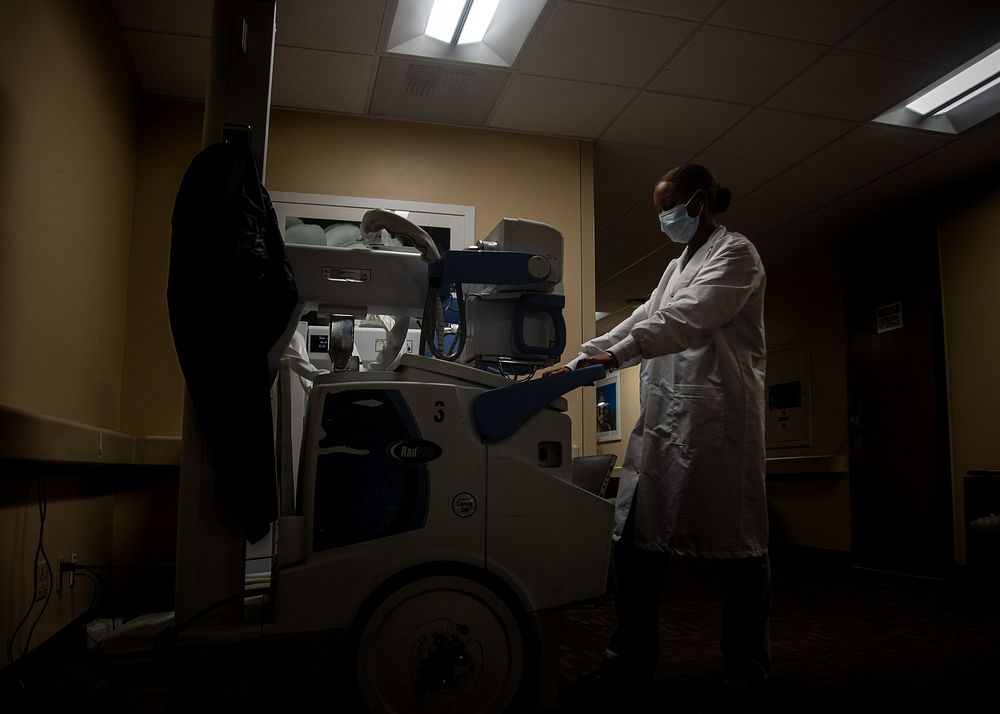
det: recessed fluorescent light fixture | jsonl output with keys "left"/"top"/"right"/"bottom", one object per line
{"left": 458, "top": 0, "right": 500, "bottom": 44}
{"left": 387, "top": 0, "right": 546, "bottom": 67}
{"left": 933, "top": 74, "right": 1000, "bottom": 115}
{"left": 875, "top": 41, "right": 1000, "bottom": 134}
{"left": 425, "top": 0, "right": 501, "bottom": 45}
{"left": 905, "top": 46, "right": 1000, "bottom": 116}
{"left": 425, "top": 0, "right": 466, "bottom": 43}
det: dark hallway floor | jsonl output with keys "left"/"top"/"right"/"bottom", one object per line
{"left": 5, "top": 548, "right": 1000, "bottom": 713}
{"left": 557, "top": 548, "right": 1000, "bottom": 712}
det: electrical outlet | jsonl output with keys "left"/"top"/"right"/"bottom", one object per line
{"left": 69, "top": 553, "right": 78, "bottom": 589}
{"left": 35, "top": 559, "right": 51, "bottom": 600}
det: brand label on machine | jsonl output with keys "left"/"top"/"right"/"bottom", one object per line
{"left": 322, "top": 266, "right": 371, "bottom": 283}
{"left": 452, "top": 492, "right": 477, "bottom": 518}
{"left": 388, "top": 439, "right": 442, "bottom": 463}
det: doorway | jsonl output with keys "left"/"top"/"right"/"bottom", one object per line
{"left": 844, "top": 217, "right": 953, "bottom": 576}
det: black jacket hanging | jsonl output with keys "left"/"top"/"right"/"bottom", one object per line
{"left": 168, "top": 141, "right": 299, "bottom": 543}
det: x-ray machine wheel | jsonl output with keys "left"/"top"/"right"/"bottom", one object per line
{"left": 355, "top": 574, "right": 525, "bottom": 714}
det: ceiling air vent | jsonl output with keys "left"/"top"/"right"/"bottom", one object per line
{"left": 403, "top": 63, "right": 443, "bottom": 97}
{"left": 402, "top": 63, "right": 474, "bottom": 97}
{"left": 372, "top": 56, "right": 510, "bottom": 125}
{"left": 441, "top": 68, "right": 473, "bottom": 92}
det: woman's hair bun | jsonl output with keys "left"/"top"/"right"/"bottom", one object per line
{"left": 713, "top": 186, "right": 732, "bottom": 214}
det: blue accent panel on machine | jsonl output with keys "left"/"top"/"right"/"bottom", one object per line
{"left": 314, "top": 389, "right": 428, "bottom": 551}
{"left": 512, "top": 293, "right": 566, "bottom": 356}
{"left": 472, "top": 365, "right": 606, "bottom": 442}
{"left": 441, "top": 294, "right": 461, "bottom": 324}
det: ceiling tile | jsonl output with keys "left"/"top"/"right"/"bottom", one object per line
{"left": 602, "top": 92, "right": 751, "bottom": 151}
{"left": 710, "top": 0, "right": 886, "bottom": 45}
{"left": 123, "top": 31, "right": 208, "bottom": 99}
{"left": 755, "top": 207, "right": 861, "bottom": 261}
{"left": 767, "top": 49, "right": 945, "bottom": 121}
{"left": 722, "top": 198, "right": 815, "bottom": 239}
{"left": 801, "top": 124, "right": 950, "bottom": 179}
{"left": 518, "top": 2, "right": 695, "bottom": 86}
{"left": 745, "top": 162, "right": 860, "bottom": 206}
{"left": 581, "top": 0, "right": 719, "bottom": 20}
{"left": 599, "top": 250, "right": 676, "bottom": 300}
{"left": 275, "top": 0, "right": 385, "bottom": 55}
{"left": 596, "top": 199, "right": 667, "bottom": 275}
{"left": 272, "top": 47, "right": 373, "bottom": 114}
{"left": 595, "top": 231, "right": 664, "bottom": 279}
{"left": 616, "top": 257, "right": 673, "bottom": 285}
{"left": 595, "top": 264, "right": 618, "bottom": 285}
{"left": 111, "top": 0, "right": 212, "bottom": 36}
{"left": 690, "top": 153, "right": 789, "bottom": 199}
{"left": 964, "top": 118, "right": 1000, "bottom": 144}
{"left": 596, "top": 298, "right": 630, "bottom": 313}
{"left": 750, "top": 124, "right": 949, "bottom": 205}
{"left": 370, "top": 56, "right": 510, "bottom": 125}
{"left": 594, "top": 143, "right": 696, "bottom": 188}
{"left": 595, "top": 184, "right": 650, "bottom": 232}
{"left": 649, "top": 27, "right": 824, "bottom": 105}
{"left": 920, "top": 139, "right": 1000, "bottom": 181}
{"left": 595, "top": 296, "right": 667, "bottom": 319}
{"left": 488, "top": 76, "right": 634, "bottom": 138}
{"left": 842, "top": 0, "right": 1000, "bottom": 67}
{"left": 831, "top": 138, "right": 1000, "bottom": 212}
{"left": 705, "top": 108, "right": 855, "bottom": 164}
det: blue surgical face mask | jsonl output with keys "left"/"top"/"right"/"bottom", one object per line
{"left": 658, "top": 191, "right": 701, "bottom": 244}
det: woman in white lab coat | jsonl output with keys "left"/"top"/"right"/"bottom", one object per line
{"left": 553, "top": 164, "right": 770, "bottom": 692}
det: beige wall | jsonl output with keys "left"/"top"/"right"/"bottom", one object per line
{"left": 118, "top": 98, "right": 204, "bottom": 436}
{"left": 121, "top": 106, "right": 597, "bottom": 449}
{"left": 1, "top": 473, "right": 116, "bottom": 668}
{"left": 0, "top": 0, "right": 138, "bottom": 429}
{"left": 939, "top": 178, "right": 1000, "bottom": 563}
{"left": 762, "top": 251, "right": 851, "bottom": 551}
{"left": 1, "top": 0, "right": 140, "bottom": 666}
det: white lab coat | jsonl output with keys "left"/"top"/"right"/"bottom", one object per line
{"left": 571, "top": 226, "right": 767, "bottom": 558}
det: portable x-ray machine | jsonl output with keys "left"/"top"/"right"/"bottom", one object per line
{"left": 102, "top": 3, "right": 613, "bottom": 711}
{"left": 108, "top": 209, "right": 614, "bottom": 712}
{"left": 273, "top": 211, "right": 614, "bottom": 712}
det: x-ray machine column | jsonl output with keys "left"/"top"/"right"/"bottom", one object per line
{"left": 174, "top": 0, "right": 277, "bottom": 627}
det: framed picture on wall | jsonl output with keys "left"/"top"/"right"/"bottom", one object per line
{"left": 596, "top": 372, "right": 621, "bottom": 443}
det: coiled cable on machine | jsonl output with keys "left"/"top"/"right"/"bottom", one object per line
{"left": 421, "top": 281, "right": 466, "bottom": 361}
{"left": 358, "top": 209, "right": 469, "bottom": 362}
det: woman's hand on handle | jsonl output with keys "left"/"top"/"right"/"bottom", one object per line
{"left": 543, "top": 351, "right": 618, "bottom": 378}
{"left": 577, "top": 352, "right": 619, "bottom": 371}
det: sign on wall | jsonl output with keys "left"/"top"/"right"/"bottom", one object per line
{"left": 876, "top": 302, "right": 903, "bottom": 334}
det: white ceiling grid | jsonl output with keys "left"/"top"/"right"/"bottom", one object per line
{"left": 108, "top": 0, "right": 1000, "bottom": 312}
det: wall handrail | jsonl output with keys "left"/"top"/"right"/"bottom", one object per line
{"left": 0, "top": 405, "right": 180, "bottom": 469}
